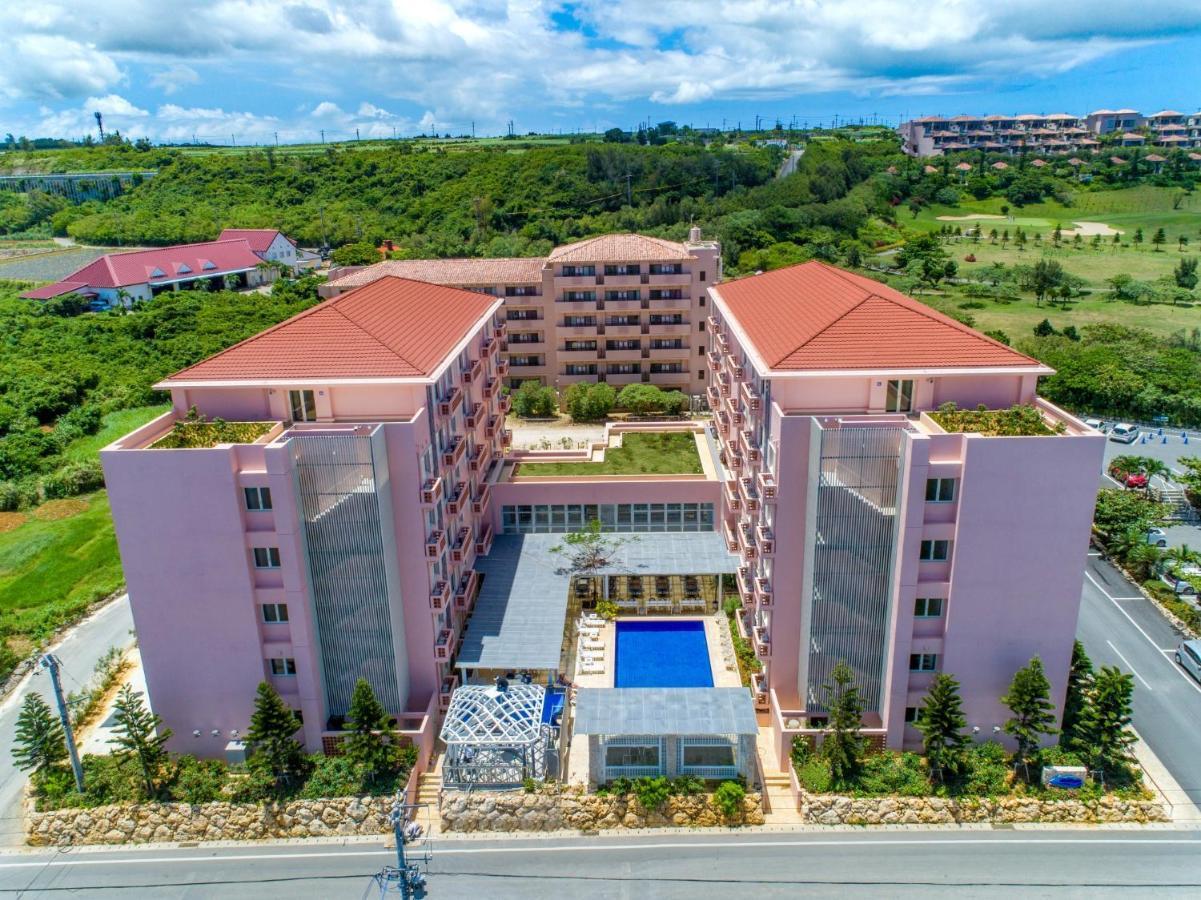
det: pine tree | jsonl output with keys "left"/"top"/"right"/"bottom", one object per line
{"left": 1079, "top": 666, "right": 1136, "bottom": 778}
{"left": 1001, "top": 657, "right": 1057, "bottom": 775}
{"left": 110, "top": 684, "right": 171, "bottom": 799}
{"left": 246, "top": 681, "right": 306, "bottom": 787}
{"left": 820, "top": 661, "right": 867, "bottom": 787}
{"left": 916, "top": 673, "right": 970, "bottom": 784}
{"left": 343, "top": 678, "right": 398, "bottom": 782}
{"left": 12, "top": 694, "right": 67, "bottom": 775}
{"left": 1061, "top": 640, "right": 1094, "bottom": 748}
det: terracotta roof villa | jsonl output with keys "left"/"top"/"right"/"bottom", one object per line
{"left": 328, "top": 257, "right": 546, "bottom": 290}
{"left": 547, "top": 233, "right": 693, "bottom": 263}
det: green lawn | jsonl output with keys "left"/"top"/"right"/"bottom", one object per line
{"left": 516, "top": 431, "right": 703, "bottom": 476}
{"left": 63, "top": 405, "right": 169, "bottom": 461}
{"left": 0, "top": 492, "right": 124, "bottom": 643}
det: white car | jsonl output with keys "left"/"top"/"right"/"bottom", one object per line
{"left": 1084, "top": 418, "right": 1105, "bottom": 432}
{"left": 1176, "top": 640, "right": 1201, "bottom": 683}
{"left": 1146, "top": 528, "right": 1169, "bottom": 548}
{"left": 1109, "top": 423, "right": 1139, "bottom": 443}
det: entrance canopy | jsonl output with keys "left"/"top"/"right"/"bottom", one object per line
{"left": 457, "top": 531, "right": 738, "bottom": 672}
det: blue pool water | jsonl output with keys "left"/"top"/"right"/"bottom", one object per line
{"left": 615, "top": 620, "right": 713, "bottom": 688}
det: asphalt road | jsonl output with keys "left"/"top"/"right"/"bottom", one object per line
{"left": 1076, "top": 554, "right": 1201, "bottom": 812}
{"left": 0, "top": 597, "right": 135, "bottom": 847}
{"left": 1, "top": 830, "right": 1200, "bottom": 898}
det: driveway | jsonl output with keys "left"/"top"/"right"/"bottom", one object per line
{"left": 0, "top": 596, "right": 134, "bottom": 847}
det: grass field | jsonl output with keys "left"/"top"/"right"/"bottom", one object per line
{"left": 63, "top": 405, "right": 169, "bottom": 461}
{"left": 517, "top": 431, "right": 703, "bottom": 476}
{"left": 0, "top": 493, "right": 124, "bottom": 651}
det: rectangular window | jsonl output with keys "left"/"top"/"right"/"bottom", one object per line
{"left": 561, "top": 265, "right": 595, "bottom": 277}
{"left": 289, "top": 389, "right": 317, "bottom": 422}
{"left": 253, "top": 547, "right": 282, "bottom": 568}
{"left": 604, "top": 744, "right": 659, "bottom": 767}
{"left": 605, "top": 290, "right": 640, "bottom": 301}
{"left": 925, "top": 478, "right": 956, "bottom": 503}
{"left": 919, "top": 539, "right": 950, "bottom": 562}
{"left": 904, "top": 706, "right": 919, "bottom": 723}
{"left": 885, "top": 379, "right": 914, "bottom": 413}
{"left": 914, "top": 597, "right": 944, "bottom": 618}
{"left": 244, "top": 486, "right": 273, "bottom": 511}
{"left": 649, "top": 263, "right": 683, "bottom": 275}
{"left": 269, "top": 657, "right": 297, "bottom": 676}
{"left": 681, "top": 743, "right": 736, "bottom": 767}
{"left": 909, "top": 653, "right": 938, "bottom": 672}
{"left": 698, "top": 370, "right": 705, "bottom": 380}
{"left": 604, "top": 264, "right": 640, "bottom": 275}
{"left": 262, "top": 602, "right": 289, "bottom": 623}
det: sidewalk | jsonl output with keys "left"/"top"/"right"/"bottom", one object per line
{"left": 1132, "top": 727, "right": 1201, "bottom": 824}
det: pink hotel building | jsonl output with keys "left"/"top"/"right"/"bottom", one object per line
{"left": 101, "top": 259, "right": 1103, "bottom": 785}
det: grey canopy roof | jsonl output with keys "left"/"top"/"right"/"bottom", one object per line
{"left": 457, "top": 531, "right": 737, "bottom": 672}
{"left": 572, "top": 687, "right": 759, "bottom": 736}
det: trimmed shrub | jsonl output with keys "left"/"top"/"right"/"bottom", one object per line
{"left": 41, "top": 460, "right": 105, "bottom": 499}
{"left": 713, "top": 780, "right": 746, "bottom": 817}
{"left": 632, "top": 775, "right": 671, "bottom": 811}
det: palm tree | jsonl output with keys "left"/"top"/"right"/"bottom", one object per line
{"left": 1163, "top": 544, "right": 1200, "bottom": 574}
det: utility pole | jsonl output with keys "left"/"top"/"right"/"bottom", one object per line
{"left": 40, "top": 655, "right": 84, "bottom": 793}
{"left": 274, "top": 131, "right": 279, "bottom": 146}
{"left": 320, "top": 129, "right": 325, "bottom": 144}
{"left": 356, "top": 127, "right": 361, "bottom": 141}
{"left": 373, "top": 797, "right": 429, "bottom": 898}
{"left": 471, "top": 120, "right": 475, "bottom": 139}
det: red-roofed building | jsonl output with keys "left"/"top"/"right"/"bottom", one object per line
{"left": 218, "top": 229, "right": 318, "bottom": 271}
{"left": 20, "top": 239, "right": 277, "bottom": 307}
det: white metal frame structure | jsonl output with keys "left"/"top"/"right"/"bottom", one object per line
{"left": 440, "top": 683, "right": 552, "bottom": 788}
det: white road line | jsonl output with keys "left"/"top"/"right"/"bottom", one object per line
{"left": 1085, "top": 571, "right": 1201, "bottom": 697}
{"left": 1, "top": 837, "right": 1201, "bottom": 869}
{"left": 1108, "top": 640, "right": 1152, "bottom": 690}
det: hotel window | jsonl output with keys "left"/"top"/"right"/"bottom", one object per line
{"left": 244, "top": 486, "right": 273, "bottom": 511}
{"left": 680, "top": 741, "right": 736, "bottom": 768}
{"left": 925, "top": 478, "right": 956, "bottom": 503}
{"left": 904, "top": 706, "right": 919, "bottom": 724}
{"left": 909, "top": 653, "right": 938, "bottom": 672}
{"left": 604, "top": 264, "right": 640, "bottom": 275}
{"left": 606, "top": 290, "right": 640, "bottom": 301}
{"left": 289, "top": 389, "right": 317, "bottom": 422}
{"left": 919, "top": 539, "right": 950, "bottom": 562}
{"left": 914, "top": 597, "right": 944, "bottom": 618}
{"left": 253, "top": 547, "right": 282, "bottom": 568}
{"left": 604, "top": 743, "right": 659, "bottom": 768}
{"left": 885, "top": 379, "right": 914, "bottom": 413}
{"left": 649, "top": 263, "right": 683, "bottom": 275}
{"left": 563, "top": 290, "right": 596, "bottom": 302}
{"left": 561, "top": 265, "right": 595, "bottom": 277}
{"left": 505, "top": 285, "right": 538, "bottom": 296}
{"left": 262, "top": 602, "right": 289, "bottom": 623}
{"left": 269, "top": 657, "right": 297, "bottom": 676}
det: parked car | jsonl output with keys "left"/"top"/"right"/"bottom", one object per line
{"left": 1162, "top": 564, "right": 1201, "bottom": 596}
{"left": 1084, "top": 418, "right": 1106, "bottom": 432}
{"left": 1109, "top": 423, "right": 1139, "bottom": 443}
{"left": 1125, "top": 473, "right": 1149, "bottom": 490}
{"left": 1146, "top": 527, "right": 1169, "bottom": 547}
{"left": 1176, "top": 640, "right": 1201, "bottom": 683}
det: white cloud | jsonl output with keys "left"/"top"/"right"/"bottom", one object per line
{"left": 1, "top": 1, "right": 1198, "bottom": 139}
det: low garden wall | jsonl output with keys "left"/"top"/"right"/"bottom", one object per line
{"left": 800, "top": 792, "right": 1169, "bottom": 825}
{"left": 439, "top": 787, "right": 764, "bottom": 832}
{"left": 27, "top": 796, "right": 394, "bottom": 846}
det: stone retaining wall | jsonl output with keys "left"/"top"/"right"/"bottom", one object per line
{"left": 801, "top": 792, "right": 1169, "bottom": 825}
{"left": 440, "top": 787, "right": 764, "bottom": 832}
{"left": 27, "top": 797, "right": 394, "bottom": 846}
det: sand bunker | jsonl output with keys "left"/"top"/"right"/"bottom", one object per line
{"left": 1061, "top": 221, "right": 1123, "bottom": 237}
{"left": 935, "top": 214, "right": 1006, "bottom": 221}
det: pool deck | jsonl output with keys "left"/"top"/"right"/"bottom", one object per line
{"left": 565, "top": 613, "right": 742, "bottom": 785}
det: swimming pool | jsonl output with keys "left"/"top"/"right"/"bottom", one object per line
{"left": 614, "top": 619, "right": 713, "bottom": 688}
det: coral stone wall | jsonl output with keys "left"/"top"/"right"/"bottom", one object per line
{"left": 800, "top": 792, "right": 1169, "bottom": 825}
{"left": 27, "top": 797, "right": 394, "bottom": 846}
{"left": 439, "top": 787, "right": 765, "bottom": 832}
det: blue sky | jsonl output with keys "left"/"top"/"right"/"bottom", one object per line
{"left": 3, "top": 1, "right": 1201, "bottom": 145}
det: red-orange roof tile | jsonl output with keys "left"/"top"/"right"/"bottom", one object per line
{"left": 162, "top": 276, "right": 498, "bottom": 384}
{"left": 713, "top": 262, "right": 1042, "bottom": 372}
{"left": 328, "top": 257, "right": 545, "bottom": 289}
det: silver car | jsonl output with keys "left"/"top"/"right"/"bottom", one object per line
{"left": 1176, "top": 640, "right": 1201, "bottom": 683}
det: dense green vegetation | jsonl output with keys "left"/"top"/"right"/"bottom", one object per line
{"left": 516, "top": 432, "right": 702, "bottom": 476}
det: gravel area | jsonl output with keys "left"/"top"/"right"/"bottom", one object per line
{"left": 0, "top": 247, "right": 116, "bottom": 282}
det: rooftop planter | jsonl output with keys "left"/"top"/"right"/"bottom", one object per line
{"left": 515, "top": 431, "right": 702, "bottom": 477}
{"left": 150, "top": 409, "right": 277, "bottom": 449}
{"left": 927, "top": 402, "right": 1065, "bottom": 437}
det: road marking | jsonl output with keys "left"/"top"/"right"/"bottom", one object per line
{"left": 1108, "top": 640, "right": 1152, "bottom": 690}
{"left": 1085, "top": 572, "right": 1201, "bottom": 697}
{"left": 1, "top": 836, "right": 1201, "bottom": 869}
{"left": 1088, "top": 551, "right": 1103, "bottom": 557}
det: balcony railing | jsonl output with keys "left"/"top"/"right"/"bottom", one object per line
{"left": 730, "top": 363, "right": 746, "bottom": 381}
{"left": 723, "top": 479, "right": 740, "bottom": 512}
{"left": 501, "top": 428, "right": 512, "bottom": 448}
{"left": 465, "top": 402, "right": 483, "bottom": 429}
{"left": 468, "top": 443, "right": 490, "bottom": 473}
{"left": 496, "top": 360, "right": 510, "bottom": 378}
{"left": 706, "top": 385, "right": 721, "bottom": 410}
{"left": 472, "top": 482, "right": 492, "bottom": 516}
{"left": 706, "top": 351, "right": 722, "bottom": 372}
{"left": 420, "top": 476, "right": 443, "bottom": 506}
{"left": 442, "top": 435, "right": 466, "bottom": 468}
{"left": 716, "top": 411, "right": 730, "bottom": 437}
{"left": 739, "top": 525, "right": 757, "bottom": 561}
{"left": 445, "top": 480, "right": 467, "bottom": 514}
{"left": 454, "top": 570, "right": 479, "bottom": 610}
{"left": 722, "top": 518, "right": 739, "bottom": 553}
{"left": 482, "top": 377, "right": 499, "bottom": 400}
{"left": 706, "top": 315, "right": 721, "bottom": 334}
{"left": 462, "top": 358, "right": 483, "bottom": 385}
{"left": 755, "top": 576, "right": 773, "bottom": 608}
{"left": 497, "top": 393, "right": 512, "bottom": 415}
{"left": 482, "top": 337, "right": 499, "bottom": 359}
{"left": 475, "top": 522, "right": 494, "bottom": 556}
{"left": 756, "top": 525, "right": 775, "bottom": 556}
{"left": 429, "top": 579, "right": 451, "bottom": 611}
{"left": 439, "top": 672, "right": 460, "bottom": 712}
{"left": 757, "top": 471, "right": 777, "bottom": 502}
{"left": 494, "top": 322, "right": 507, "bottom": 340}
{"left": 753, "top": 626, "right": 771, "bottom": 660}
{"left": 434, "top": 625, "right": 458, "bottom": 661}
{"left": 425, "top": 529, "right": 447, "bottom": 559}
{"left": 451, "top": 526, "right": 473, "bottom": 563}
{"left": 484, "top": 415, "right": 500, "bottom": 439}
{"left": 740, "top": 380, "right": 760, "bottom": 411}
{"left": 718, "top": 373, "right": 731, "bottom": 397}
{"left": 750, "top": 671, "right": 769, "bottom": 711}
{"left": 438, "top": 386, "right": 464, "bottom": 419}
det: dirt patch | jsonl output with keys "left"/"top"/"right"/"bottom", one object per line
{"left": 32, "top": 498, "right": 89, "bottom": 521}
{"left": 1062, "top": 221, "right": 1124, "bottom": 237}
{"left": 0, "top": 511, "right": 28, "bottom": 533}
{"left": 935, "top": 214, "right": 1006, "bottom": 221}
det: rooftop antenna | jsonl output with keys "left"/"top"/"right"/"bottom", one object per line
{"left": 94, "top": 111, "right": 105, "bottom": 142}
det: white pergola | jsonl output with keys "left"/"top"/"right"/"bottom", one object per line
{"left": 440, "top": 683, "right": 551, "bottom": 788}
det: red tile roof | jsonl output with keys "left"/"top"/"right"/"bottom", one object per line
{"left": 30, "top": 240, "right": 265, "bottom": 291}
{"left": 20, "top": 281, "right": 96, "bottom": 300}
{"left": 218, "top": 228, "right": 291, "bottom": 253}
{"left": 328, "top": 257, "right": 545, "bottom": 289}
{"left": 161, "top": 276, "right": 499, "bottom": 385}
{"left": 712, "top": 262, "right": 1043, "bottom": 373}
{"left": 547, "top": 233, "right": 692, "bottom": 263}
